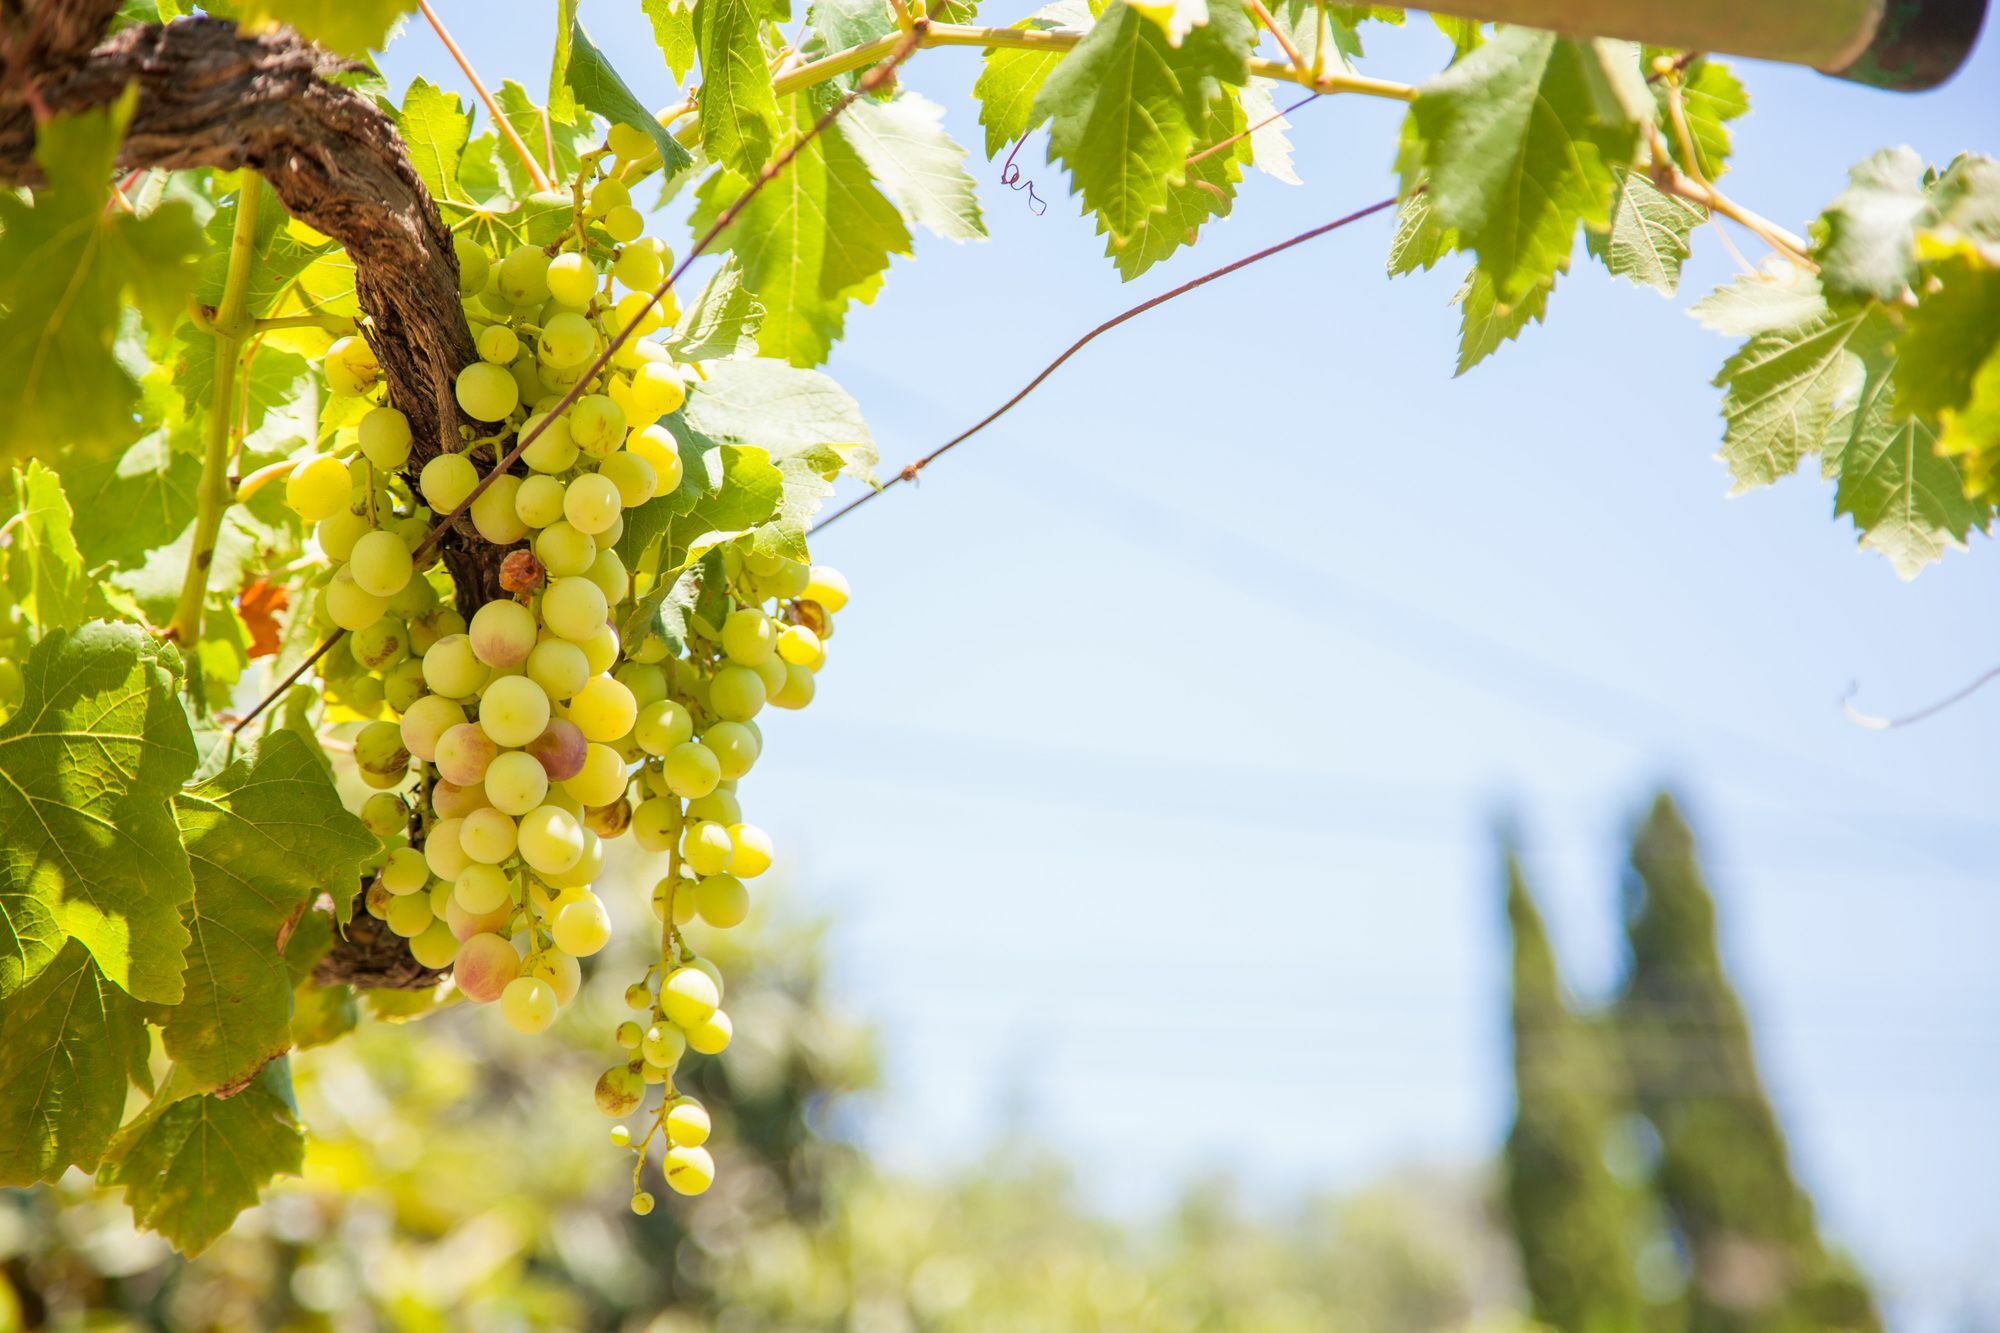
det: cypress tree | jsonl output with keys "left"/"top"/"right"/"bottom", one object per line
{"left": 1503, "top": 848, "right": 1646, "bottom": 1333}
{"left": 1616, "top": 794, "right": 1879, "bottom": 1333}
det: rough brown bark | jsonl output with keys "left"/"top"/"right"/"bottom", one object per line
{"left": 0, "top": 7, "right": 497, "bottom": 987}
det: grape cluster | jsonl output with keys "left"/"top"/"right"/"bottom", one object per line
{"left": 283, "top": 125, "right": 849, "bottom": 1211}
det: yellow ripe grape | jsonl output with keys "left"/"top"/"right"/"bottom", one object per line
{"left": 660, "top": 966, "right": 719, "bottom": 1028}
{"left": 685, "top": 1010, "right": 732, "bottom": 1056}
{"left": 500, "top": 976, "right": 559, "bottom": 1033}
{"left": 777, "top": 624, "right": 824, "bottom": 670}
{"left": 600, "top": 204, "right": 643, "bottom": 244}
{"left": 358, "top": 406, "right": 413, "bottom": 468}
{"left": 563, "top": 472, "right": 623, "bottom": 534}
{"left": 550, "top": 889, "right": 612, "bottom": 956}
{"left": 681, "top": 821, "right": 733, "bottom": 876}
{"left": 326, "top": 566, "right": 388, "bottom": 632}
{"left": 541, "top": 828, "right": 604, "bottom": 889}
{"left": 480, "top": 674, "right": 552, "bottom": 747}
{"left": 547, "top": 252, "right": 597, "bottom": 308}
{"left": 631, "top": 360, "right": 686, "bottom": 417}
{"left": 515, "top": 474, "right": 566, "bottom": 530}
{"left": 662, "top": 740, "right": 720, "bottom": 799}
{"left": 477, "top": 324, "right": 520, "bottom": 365}
{"left": 453, "top": 860, "right": 512, "bottom": 914}
{"left": 770, "top": 661, "right": 816, "bottom": 710}
{"left": 541, "top": 575, "right": 609, "bottom": 642}
{"left": 643, "top": 1021, "right": 686, "bottom": 1068}
{"left": 614, "top": 242, "right": 664, "bottom": 292}
{"left": 510, "top": 356, "right": 547, "bottom": 406}
{"left": 531, "top": 948, "right": 583, "bottom": 1005}
{"left": 471, "top": 473, "right": 529, "bottom": 544}
{"left": 702, "top": 720, "right": 759, "bottom": 780}
{"left": 625, "top": 424, "right": 684, "bottom": 494}
{"left": 720, "top": 608, "right": 775, "bottom": 666}
{"left": 421, "top": 453, "right": 480, "bottom": 512}
{"left": 429, "top": 877, "right": 456, "bottom": 919}
{"left": 484, "top": 749, "right": 550, "bottom": 815}
{"left": 323, "top": 335, "right": 379, "bottom": 396}
{"left": 380, "top": 846, "right": 430, "bottom": 896}
{"left": 399, "top": 694, "right": 466, "bottom": 762}
{"left": 586, "top": 548, "right": 628, "bottom": 606}
{"left": 470, "top": 599, "right": 538, "bottom": 669}
{"left": 687, "top": 789, "right": 741, "bottom": 825}
{"left": 632, "top": 700, "right": 696, "bottom": 752}
{"left": 422, "top": 632, "right": 488, "bottom": 698}
{"left": 631, "top": 797, "right": 680, "bottom": 852}
{"left": 458, "top": 807, "right": 519, "bottom": 864}
{"left": 607, "top": 121, "right": 652, "bottom": 163}
{"left": 588, "top": 176, "right": 630, "bottom": 217}
{"left": 456, "top": 361, "right": 520, "bottom": 422}
{"left": 665, "top": 1097, "right": 711, "bottom": 1147}
{"left": 613, "top": 661, "right": 667, "bottom": 708}
{"left": 539, "top": 311, "right": 597, "bottom": 370}
{"left": 569, "top": 675, "right": 638, "bottom": 743}
{"left": 286, "top": 454, "right": 351, "bottom": 523}
{"left": 688, "top": 955, "right": 725, "bottom": 1000}
{"left": 315, "top": 508, "right": 370, "bottom": 563}
{"left": 695, "top": 873, "right": 748, "bottom": 928}
{"left": 803, "top": 565, "right": 849, "bottom": 613}
{"left": 709, "top": 666, "right": 766, "bottom": 721}
{"left": 612, "top": 291, "right": 663, "bottom": 337}
{"left": 728, "top": 824, "right": 773, "bottom": 877}
{"left": 564, "top": 741, "right": 628, "bottom": 807}
{"left": 497, "top": 245, "right": 552, "bottom": 306}
{"left": 522, "top": 414, "right": 581, "bottom": 473}
{"left": 570, "top": 395, "right": 627, "bottom": 457}
{"left": 753, "top": 653, "right": 788, "bottom": 699}
{"left": 424, "top": 817, "right": 471, "bottom": 881}
{"left": 349, "top": 529, "right": 413, "bottom": 598}
{"left": 581, "top": 623, "right": 621, "bottom": 676}
{"left": 517, "top": 804, "right": 586, "bottom": 875}
{"left": 455, "top": 235, "right": 491, "bottom": 294}
{"left": 408, "top": 918, "right": 460, "bottom": 969}
{"left": 535, "top": 522, "right": 597, "bottom": 579}
{"left": 527, "top": 638, "right": 590, "bottom": 700}
{"left": 598, "top": 451, "right": 656, "bottom": 508}
{"left": 630, "top": 1190, "right": 656, "bottom": 1214}
{"left": 385, "top": 891, "right": 434, "bottom": 939}
{"left": 664, "top": 1143, "right": 715, "bottom": 1196}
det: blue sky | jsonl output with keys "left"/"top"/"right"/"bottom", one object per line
{"left": 387, "top": 10, "right": 2000, "bottom": 1327}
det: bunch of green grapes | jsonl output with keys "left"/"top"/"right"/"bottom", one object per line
{"left": 282, "top": 126, "right": 850, "bottom": 1213}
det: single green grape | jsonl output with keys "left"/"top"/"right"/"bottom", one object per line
{"left": 480, "top": 674, "right": 552, "bottom": 748}
{"left": 484, "top": 749, "right": 551, "bottom": 816}
{"left": 476, "top": 324, "right": 520, "bottom": 364}
{"left": 496, "top": 246, "right": 553, "bottom": 306}
{"left": 420, "top": 453, "right": 480, "bottom": 512}
{"left": 709, "top": 666, "right": 767, "bottom": 722}
{"left": 500, "top": 975, "right": 559, "bottom": 1033}
{"left": 547, "top": 252, "right": 598, "bottom": 308}
{"left": 358, "top": 406, "right": 413, "bottom": 468}
{"left": 539, "top": 312, "right": 597, "bottom": 370}
{"left": 286, "top": 454, "right": 351, "bottom": 523}
{"left": 541, "top": 575, "right": 609, "bottom": 641}
{"left": 456, "top": 361, "right": 520, "bottom": 422}
{"left": 563, "top": 472, "right": 623, "bottom": 535}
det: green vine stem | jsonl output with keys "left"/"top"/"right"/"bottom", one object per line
{"left": 164, "top": 173, "right": 262, "bottom": 653}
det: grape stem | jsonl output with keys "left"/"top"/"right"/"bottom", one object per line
{"left": 165, "top": 174, "right": 262, "bottom": 654}
{"left": 415, "top": 0, "right": 551, "bottom": 193}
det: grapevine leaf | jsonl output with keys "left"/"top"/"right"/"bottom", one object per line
{"left": 696, "top": 0, "right": 781, "bottom": 176}
{"left": 1656, "top": 57, "right": 1746, "bottom": 181}
{"left": 558, "top": 17, "right": 695, "bottom": 177}
{"left": 194, "top": 193, "right": 335, "bottom": 320}
{"left": 1589, "top": 166, "right": 1704, "bottom": 296}
{"left": 1816, "top": 147, "right": 1934, "bottom": 302}
{"left": 690, "top": 96, "right": 910, "bottom": 366}
{"left": 7, "top": 463, "right": 89, "bottom": 633}
{"left": 495, "top": 82, "right": 594, "bottom": 202}
{"left": 1032, "top": 0, "right": 1254, "bottom": 256}
{"left": 0, "top": 622, "right": 198, "bottom": 1004}
{"left": 1240, "top": 79, "right": 1299, "bottom": 186}
{"left": 1896, "top": 246, "right": 2000, "bottom": 421}
{"left": 172, "top": 335, "right": 317, "bottom": 450}
{"left": 112, "top": 509, "right": 276, "bottom": 625}
{"left": 163, "top": 731, "right": 374, "bottom": 1096}
{"left": 1938, "top": 350, "right": 2000, "bottom": 501}
{"left": 749, "top": 446, "right": 843, "bottom": 564}
{"left": 808, "top": 0, "right": 897, "bottom": 89}
{"left": 549, "top": 0, "right": 579, "bottom": 121}
{"left": 1454, "top": 267, "right": 1553, "bottom": 375}
{"left": 641, "top": 0, "right": 698, "bottom": 83}
{"left": 0, "top": 94, "right": 202, "bottom": 462}
{"left": 615, "top": 415, "right": 725, "bottom": 568}
{"left": 624, "top": 548, "right": 725, "bottom": 656}
{"left": 1403, "top": 27, "right": 1644, "bottom": 305}
{"left": 0, "top": 939, "right": 150, "bottom": 1186}
{"left": 1387, "top": 190, "right": 1457, "bottom": 276}
{"left": 230, "top": 0, "right": 413, "bottom": 56}
{"left": 1832, "top": 348, "right": 1985, "bottom": 576}
{"left": 1130, "top": 0, "right": 1211, "bottom": 45}
{"left": 663, "top": 445, "right": 787, "bottom": 573}
{"left": 60, "top": 431, "right": 200, "bottom": 571}
{"left": 1693, "top": 274, "right": 1871, "bottom": 491}
{"left": 840, "top": 93, "right": 989, "bottom": 243}
{"left": 667, "top": 257, "right": 766, "bottom": 361}
{"left": 972, "top": 0, "right": 1089, "bottom": 159}
{"left": 1113, "top": 83, "right": 1247, "bottom": 278}
{"left": 932, "top": 0, "right": 980, "bottom": 19}
{"left": 398, "top": 78, "right": 473, "bottom": 208}
{"left": 1272, "top": 0, "right": 1365, "bottom": 70}
{"left": 99, "top": 1060, "right": 305, "bottom": 1256}
{"left": 685, "top": 358, "right": 878, "bottom": 481}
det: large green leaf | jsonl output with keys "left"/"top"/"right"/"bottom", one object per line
{"left": 684, "top": 357, "right": 878, "bottom": 481}
{"left": 808, "top": 0, "right": 898, "bottom": 89}
{"left": 233, "top": 0, "right": 414, "bottom": 55}
{"left": 0, "top": 95, "right": 202, "bottom": 462}
{"left": 1653, "top": 56, "right": 1746, "bottom": 181}
{"left": 615, "top": 415, "right": 727, "bottom": 567}
{"left": 0, "top": 622, "right": 198, "bottom": 1003}
{"left": 59, "top": 431, "right": 201, "bottom": 572}
{"left": 1817, "top": 150, "right": 2000, "bottom": 303}
{"left": 1832, "top": 349, "right": 1985, "bottom": 577}
{"left": 1031, "top": 0, "right": 1253, "bottom": 259}
{"left": 7, "top": 463, "right": 89, "bottom": 633}
{"left": 0, "top": 939, "right": 151, "bottom": 1186}
{"left": 667, "top": 259, "right": 766, "bottom": 361}
{"left": 1454, "top": 267, "right": 1553, "bottom": 375}
{"left": 840, "top": 93, "right": 988, "bottom": 244}
{"left": 1111, "top": 81, "right": 1247, "bottom": 278}
{"left": 398, "top": 77, "right": 474, "bottom": 208}
{"left": 1403, "top": 28, "right": 1644, "bottom": 305}
{"left": 691, "top": 95, "right": 911, "bottom": 366}
{"left": 972, "top": 0, "right": 1089, "bottom": 158}
{"left": 99, "top": 1060, "right": 306, "bottom": 1255}
{"left": 1589, "top": 166, "right": 1705, "bottom": 296}
{"left": 642, "top": 0, "right": 698, "bottom": 83}
{"left": 696, "top": 0, "right": 781, "bottom": 176}
{"left": 1692, "top": 274, "right": 1871, "bottom": 491}
{"left": 163, "top": 731, "right": 375, "bottom": 1096}
{"left": 558, "top": 16, "right": 695, "bottom": 176}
